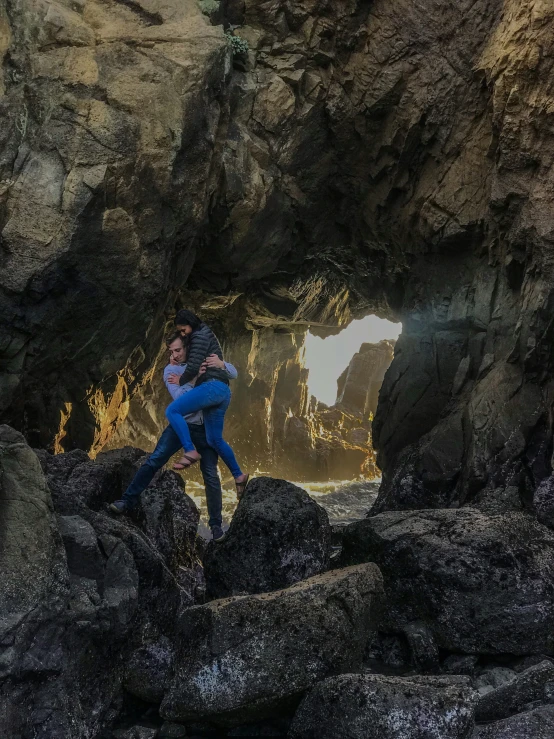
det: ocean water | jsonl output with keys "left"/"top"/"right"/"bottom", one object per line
{"left": 185, "top": 476, "right": 380, "bottom": 539}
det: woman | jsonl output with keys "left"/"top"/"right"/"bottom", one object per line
{"left": 165, "top": 310, "right": 249, "bottom": 498}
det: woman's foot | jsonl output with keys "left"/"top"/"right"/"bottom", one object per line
{"left": 173, "top": 452, "right": 201, "bottom": 470}
{"left": 235, "top": 473, "right": 250, "bottom": 500}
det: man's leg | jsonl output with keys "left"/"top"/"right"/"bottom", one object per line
{"left": 113, "top": 426, "right": 182, "bottom": 511}
{"left": 189, "top": 423, "right": 223, "bottom": 530}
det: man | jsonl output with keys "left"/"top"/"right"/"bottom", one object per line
{"left": 110, "top": 332, "right": 237, "bottom": 542}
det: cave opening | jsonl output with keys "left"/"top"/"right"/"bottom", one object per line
{"left": 304, "top": 315, "right": 402, "bottom": 407}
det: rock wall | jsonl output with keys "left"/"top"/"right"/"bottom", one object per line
{"left": 2, "top": 0, "right": 554, "bottom": 509}
{"left": 0, "top": 0, "right": 229, "bottom": 450}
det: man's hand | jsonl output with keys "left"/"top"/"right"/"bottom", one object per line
{"left": 199, "top": 364, "right": 207, "bottom": 375}
{"left": 204, "top": 353, "right": 225, "bottom": 370}
{"left": 167, "top": 373, "right": 181, "bottom": 385}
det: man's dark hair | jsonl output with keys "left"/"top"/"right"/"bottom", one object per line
{"left": 174, "top": 309, "right": 202, "bottom": 331}
{"left": 165, "top": 331, "right": 186, "bottom": 347}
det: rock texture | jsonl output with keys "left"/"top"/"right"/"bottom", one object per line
{"left": 203, "top": 476, "right": 332, "bottom": 599}
{"left": 0, "top": 426, "right": 201, "bottom": 739}
{"left": 340, "top": 508, "right": 554, "bottom": 655}
{"left": 160, "top": 563, "right": 384, "bottom": 727}
{"left": 289, "top": 674, "right": 477, "bottom": 739}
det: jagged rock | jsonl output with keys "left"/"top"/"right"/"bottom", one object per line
{"left": 476, "top": 661, "right": 554, "bottom": 722}
{"left": 203, "top": 477, "right": 331, "bottom": 598}
{"left": 125, "top": 638, "right": 175, "bottom": 704}
{"left": 473, "top": 705, "right": 554, "bottom": 739}
{"left": 288, "top": 674, "right": 477, "bottom": 739}
{"left": 341, "top": 508, "right": 554, "bottom": 654}
{"left": 160, "top": 564, "right": 384, "bottom": 727}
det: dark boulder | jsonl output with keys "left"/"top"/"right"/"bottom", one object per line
{"left": 289, "top": 673, "right": 477, "bottom": 739}
{"left": 340, "top": 508, "right": 554, "bottom": 654}
{"left": 161, "top": 564, "right": 384, "bottom": 727}
{"left": 203, "top": 477, "right": 331, "bottom": 599}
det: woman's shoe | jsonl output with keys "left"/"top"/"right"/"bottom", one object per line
{"left": 235, "top": 474, "right": 250, "bottom": 500}
{"left": 173, "top": 453, "right": 201, "bottom": 470}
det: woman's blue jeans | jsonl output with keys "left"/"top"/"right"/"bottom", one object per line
{"left": 165, "top": 380, "right": 243, "bottom": 479}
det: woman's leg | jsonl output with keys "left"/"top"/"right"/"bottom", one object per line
{"left": 165, "top": 384, "right": 220, "bottom": 452}
{"left": 203, "top": 391, "right": 244, "bottom": 479}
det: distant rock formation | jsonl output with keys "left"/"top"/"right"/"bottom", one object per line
{"left": 336, "top": 340, "right": 396, "bottom": 418}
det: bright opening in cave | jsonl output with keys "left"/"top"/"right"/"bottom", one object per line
{"left": 304, "top": 316, "right": 402, "bottom": 406}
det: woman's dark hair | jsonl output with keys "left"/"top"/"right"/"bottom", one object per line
{"left": 174, "top": 309, "right": 203, "bottom": 331}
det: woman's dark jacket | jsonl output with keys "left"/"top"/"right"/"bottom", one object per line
{"left": 179, "top": 323, "right": 229, "bottom": 386}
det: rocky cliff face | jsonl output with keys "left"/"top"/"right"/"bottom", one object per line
{"left": 2, "top": 0, "right": 554, "bottom": 510}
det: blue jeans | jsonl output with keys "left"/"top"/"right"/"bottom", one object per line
{"left": 122, "top": 423, "right": 222, "bottom": 527}
{"left": 165, "top": 380, "right": 243, "bottom": 479}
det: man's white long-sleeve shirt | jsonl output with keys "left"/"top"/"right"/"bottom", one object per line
{"left": 163, "top": 362, "right": 238, "bottom": 425}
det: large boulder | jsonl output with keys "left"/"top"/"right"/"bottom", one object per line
{"left": 203, "top": 477, "right": 332, "bottom": 599}
{"left": 340, "top": 509, "right": 554, "bottom": 654}
{"left": 473, "top": 705, "right": 554, "bottom": 739}
{"left": 289, "top": 674, "right": 477, "bottom": 739}
{"left": 160, "top": 563, "right": 384, "bottom": 727}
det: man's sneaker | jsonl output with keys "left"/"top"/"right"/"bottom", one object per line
{"left": 110, "top": 499, "right": 133, "bottom": 514}
{"left": 211, "top": 525, "right": 226, "bottom": 542}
